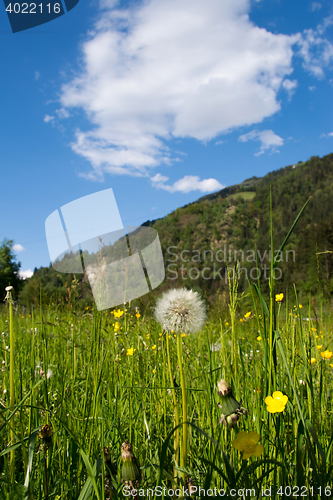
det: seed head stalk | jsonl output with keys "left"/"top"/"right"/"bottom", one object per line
{"left": 9, "top": 291, "right": 15, "bottom": 476}
{"left": 176, "top": 333, "right": 187, "bottom": 482}
{"left": 166, "top": 333, "right": 180, "bottom": 480}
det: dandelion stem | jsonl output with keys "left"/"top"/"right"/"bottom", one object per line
{"left": 177, "top": 333, "right": 187, "bottom": 482}
{"left": 166, "top": 333, "right": 179, "bottom": 480}
{"left": 9, "top": 295, "right": 15, "bottom": 476}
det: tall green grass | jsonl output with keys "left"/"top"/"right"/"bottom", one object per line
{"left": 1, "top": 199, "right": 333, "bottom": 499}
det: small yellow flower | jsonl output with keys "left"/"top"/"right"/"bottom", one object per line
{"left": 152, "top": 345, "right": 157, "bottom": 350}
{"left": 257, "top": 336, "right": 262, "bottom": 341}
{"left": 265, "top": 391, "right": 288, "bottom": 413}
{"left": 330, "top": 364, "right": 333, "bottom": 368}
{"left": 146, "top": 334, "right": 150, "bottom": 339}
{"left": 310, "top": 357, "right": 316, "bottom": 364}
{"left": 181, "top": 333, "right": 186, "bottom": 338}
{"left": 126, "top": 347, "right": 135, "bottom": 356}
{"left": 114, "top": 322, "right": 120, "bottom": 332}
{"left": 321, "top": 350, "right": 333, "bottom": 360}
{"left": 225, "top": 322, "right": 229, "bottom": 326}
{"left": 317, "top": 345, "right": 322, "bottom": 350}
{"left": 171, "top": 330, "right": 174, "bottom": 334}
{"left": 152, "top": 369, "right": 156, "bottom": 374}
{"left": 232, "top": 431, "right": 264, "bottom": 460}
{"left": 244, "top": 311, "right": 251, "bottom": 319}
{"left": 114, "top": 309, "right": 124, "bottom": 318}
{"left": 168, "top": 335, "right": 172, "bottom": 339}
{"left": 299, "top": 304, "right": 303, "bottom": 309}
{"left": 275, "top": 293, "right": 284, "bottom": 302}
{"left": 240, "top": 318, "right": 243, "bottom": 323}
{"left": 136, "top": 312, "right": 141, "bottom": 318}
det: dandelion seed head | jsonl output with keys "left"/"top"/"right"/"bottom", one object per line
{"left": 154, "top": 288, "right": 206, "bottom": 334}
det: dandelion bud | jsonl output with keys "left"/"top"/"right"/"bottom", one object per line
{"left": 217, "top": 379, "right": 247, "bottom": 426}
{"left": 121, "top": 440, "right": 141, "bottom": 484}
{"left": 217, "top": 379, "right": 232, "bottom": 397}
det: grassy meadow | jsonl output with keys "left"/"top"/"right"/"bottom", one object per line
{"left": 1, "top": 200, "right": 333, "bottom": 500}
{"left": 1, "top": 281, "right": 333, "bottom": 499}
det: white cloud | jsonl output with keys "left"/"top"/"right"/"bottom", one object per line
{"left": 238, "top": 129, "right": 283, "bottom": 155}
{"left": 44, "top": 114, "right": 55, "bottom": 123}
{"left": 35, "top": 71, "right": 40, "bottom": 80}
{"left": 151, "top": 174, "right": 224, "bottom": 193}
{"left": 59, "top": 0, "right": 298, "bottom": 179}
{"left": 19, "top": 269, "right": 33, "bottom": 280}
{"left": 296, "top": 17, "right": 333, "bottom": 78}
{"left": 311, "top": 2, "right": 322, "bottom": 11}
{"left": 56, "top": 108, "right": 70, "bottom": 119}
{"left": 13, "top": 244, "right": 25, "bottom": 253}
{"left": 282, "top": 79, "right": 298, "bottom": 99}
{"left": 309, "top": 85, "right": 317, "bottom": 91}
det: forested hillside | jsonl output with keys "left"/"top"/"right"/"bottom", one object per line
{"left": 19, "top": 153, "right": 333, "bottom": 306}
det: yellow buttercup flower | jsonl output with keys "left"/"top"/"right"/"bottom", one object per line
{"left": 275, "top": 293, "right": 284, "bottom": 302}
{"left": 244, "top": 311, "right": 251, "bottom": 319}
{"left": 317, "top": 345, "right": 322, "bottom": 350}
{"left": 181, "top": 333, "right": 186, "bottom": 338}
{"left": 113, "top": 309, "right": 124, "bottom": 318}
{"left": 152, "top": 345, "right": 157, "bottom": 350}
{"left": 126, "top": 347, "right": 135, "bottom": 356}
{"left": 310, "top": 357, "right": 316, "bottom": 364}
{"left": 299, "top": 304, "right": 303, "bottom": 308}
{"left": 321, "top": 350, "right": 333, "bottom": 360}
{"left": 232, "top": 431, "right": 264, "bottom": 460}
{"left": 136, "top": 312, "right": 141, "bottom": 318}
{"left": 114, "top": 322, "right": 120, "bottom": 332}
{"left": 265, "top": 391, "right": 288, "bottom": 413}
{"left": 257, "top": 336, "right": 262, "bottom": 341}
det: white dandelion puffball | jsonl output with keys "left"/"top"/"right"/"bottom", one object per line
{"left": 154, "top": 288, "right": 206, "bottom": 333}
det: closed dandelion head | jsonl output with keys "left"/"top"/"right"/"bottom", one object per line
{"left": 154, "top": 288, "right": 206, "bottom": 334}
{"left": 121, "top": 440, "right": 141, "bottom": 484}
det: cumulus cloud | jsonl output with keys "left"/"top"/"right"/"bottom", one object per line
{"left": 238, "top": 129, "right": 283, "bottom": 155}
{"left": 282, "top": 79, "right": 298, "bottom": 100}
{"left": 58, "top": 0, "right": 299, "bottom": 179}
{"left": 311, "top": 2, "right": 322, "bottom": 11}
{"left": 296, "top": 17, "right": 333, "bottom": 78}
{"left": 44, "top": 114, "right": 55, "bottom": 123}
{"left": 13, "top": 244, "right": 25, "bottom": 253}
{"left": 19, "top": 269, "right": 33, "bottom": 280}
{"left": 151, "top": 174, "right": 224, "bottom": 193}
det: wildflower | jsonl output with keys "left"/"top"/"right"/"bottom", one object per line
{"left": 299, "top": 304, "right": 303, "bottom": 308}
{"left": 321, "top": 350, "right": 333, "bottom": 360}
{"left": 136, "top": 312, "right": 141, "bottom": 319}
{"left": 181, "top": 333, "right": 186, "bottom": 338}
{"left": 152, "top": 369, "right": 156, "bottom": 374}
{"left": 330, "top": 364, "right": 333, "bottom": 368}
{"left": 113, "top": 309, "right": 124, "bottom": 318}
{"left": 317, "top": 345, "right": 322, "bottom": 350}
{"left": 217, "top": 379, "right": 247, "bottom": 427}
{"left": 154, "top": 288, "right": 206, "bottom": 334}
{"left": 232, "top": 431, "right": 264, "bottom": 459}
{"left": 257, "top": 336, "right": 262, "bottom": 341}
{"left": 244, "top": 311, "right": 251, "bottom": 319}
{"left": 240, "top": 318, "right": 243, "bottom": 322}
{"left": 275, "top": 293, "right": 284, "bottom": 302}
{"left": 265, "top": 391, "right": 288, "bottom": 413}
{"left": 126, "top": 347, "right": 135, "bottom": 356}
{"left": 310, "top": 357, "right": 316, "bottom": 364}
{"left": 152, "top": 345, "right": 156, "bottom": 350}
{"left": 114, "top": 322, "right": 120, "bottom": 332}
{"left": 121, "top": 440, "right": 141, "bottom": 485}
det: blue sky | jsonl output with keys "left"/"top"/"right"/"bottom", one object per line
{"left": 1, "top": 0, "right": 332, "bottom": 278}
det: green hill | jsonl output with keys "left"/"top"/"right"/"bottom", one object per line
{"left": 19, "top": 153, "right": 333, "bottom": 306}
